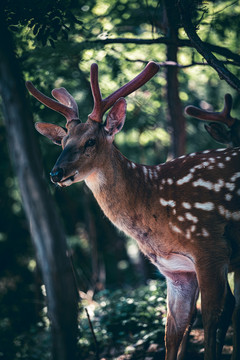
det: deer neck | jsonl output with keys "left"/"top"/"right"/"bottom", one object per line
{"left": 85, "top": 146, "right": 172, "bottom": 256}
{"left": 85, "top": 145, "right": 140, "bottom": 209}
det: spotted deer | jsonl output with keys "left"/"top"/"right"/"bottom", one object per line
{"left": 26, "top": 62, "right": 240, "bottom": 360}
{"left": 185, "top": 94, "right": 240, "bottom": 147}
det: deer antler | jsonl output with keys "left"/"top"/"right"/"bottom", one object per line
{"left": 185, "top": 94, "right": 236, "bottom": 128}
{"left": 88, "top": 61, "right": 159, "bottom": 123}
{"left": 26, "top": 81, "right": 79, "bottom": 126}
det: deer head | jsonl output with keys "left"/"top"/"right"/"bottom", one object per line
{"left": 185, "top": 94, "right": 240, "bottom": 146}
{"left": 26, "top": 62, "right": 159, "bottom": 186}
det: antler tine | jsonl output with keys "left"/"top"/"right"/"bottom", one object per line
{"left": 185, "top": 94, "right": 236, "bottom": 128}
{"left": 52, "top": 88, "right": 79, "bottom": 119}
{"left": 88, "top": 61, "right": 159, "bottom": 123}
{"left": 102, "top": 61, "right": 159, "bottom": 114}
{"left": 26, "top": 81, "right": 79, "bottom": 124}
{"left": 88, "top": 63, "right": 103, "bottom": 123}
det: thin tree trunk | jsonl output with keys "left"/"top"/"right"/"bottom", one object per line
{"left": 0, "top": 14, "right": 78, "bottom": 360}
{"left": 164, "top": 0, "right": 186, "bottom": 158}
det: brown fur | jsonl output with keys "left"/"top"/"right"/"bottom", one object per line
{"left": 30, "top": 73, "right": 240, "bottom": 359}
{"left": 46, "top": 119, "right": 240, "bottom": 360}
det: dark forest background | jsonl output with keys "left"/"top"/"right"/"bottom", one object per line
{"left": 0, "top": 0, "right": 240, "bottom": 359}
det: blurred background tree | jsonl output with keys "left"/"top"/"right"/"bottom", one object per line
{"left": 0, "top": 0, "right": 240, "bottom": 359}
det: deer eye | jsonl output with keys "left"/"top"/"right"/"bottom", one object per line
{"left": 85, "top": 138, "right": 96, "bottom": 148}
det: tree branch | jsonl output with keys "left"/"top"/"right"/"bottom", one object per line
{"left": 178, "top": 0, "right": 240, "bottom": 93}
{"left": 124, "top": 58, "right": 240, "bottom": 68}
{"left": 77, "top": 37, "right": 240, "bottom": 64}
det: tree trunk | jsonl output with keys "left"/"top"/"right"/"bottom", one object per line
{"left": 0, "top": 14, "right": 78, "bottom": 360}
{"left": 164, "top": 0, "right": 186, "bottom": 157}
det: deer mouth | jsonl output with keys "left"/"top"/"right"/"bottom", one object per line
{"left": 58, "top": 171, "right": 79, "bottom": 187}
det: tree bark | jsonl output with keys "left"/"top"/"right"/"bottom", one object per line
{"left": 164, "top": 0, "right": 186, "bottom": 157}
{"left": 0, "top": 14, "right": 78, "bottom": 360}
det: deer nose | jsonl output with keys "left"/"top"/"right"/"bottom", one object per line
{"left": 50, "top": 168, "right": 64, "bottom": 183}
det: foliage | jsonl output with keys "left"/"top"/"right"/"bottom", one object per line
{"left": 2, "top": 0, "right": 80, "bottom": 46}
{"left": 79, "top": 280, "right": 166, "bottom": 359}
{"left": 0, "top": 281, "right": 167, "bottom": 360}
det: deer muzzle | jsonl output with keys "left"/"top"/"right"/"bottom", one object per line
{"left": 50, "top": 168, "right": 64, "bottom": 183}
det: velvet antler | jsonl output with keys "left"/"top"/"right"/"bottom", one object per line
{"left": 26, "top": 82, "right": 79, "bottom": 126}
{"left": 88, "top": 61, "right": 159, "bottom": 123}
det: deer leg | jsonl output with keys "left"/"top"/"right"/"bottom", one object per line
{"left": 165, "top": 272, "right": 198, "bottom": 360}
{"left": 216, "top": 281, "right": 235, "bottom": 360}
{"left": 198, "top": 265, "right": 228, "bottom": 360}
{"left": 232, "top": 268, "right": 240, "bottom": 360}
{"left": 177, "top": 305, "right": 198, "bottom": 360}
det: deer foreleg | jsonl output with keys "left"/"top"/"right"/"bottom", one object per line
{"left": 165, "top": 272, "right": 198, "bottom": 360}
{"left": 232, "top": 268, "right": 240, "bottom": 360}
{"left": 177, "top": 305, "right": 197, "bottom": 360}
{"left": 216, "top": 281, "right": 235, "bottom": 360}
{"left": 198, "top": 264, "right": 229, "bottom": 360}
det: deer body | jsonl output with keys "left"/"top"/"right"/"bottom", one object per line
{"left": 85, "top": 140, "right": 240, "bottom": 266}
{"left": 26, "top": 62, "right": 240, "bottom": 360}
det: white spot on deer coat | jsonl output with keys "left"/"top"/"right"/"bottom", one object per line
{"left": 160, "top": 198, "right": 176, "bottom": 208}
{"left": 142, "top": 166, "right": 148, "bottom": 180}
{"left": 217, "top": 162, "right": 225, "bottom": 169}
{"left": 225, "top": 182, "right": 235, "bottom": 192}
{"left": 169, "top": 223, "right": 182, "bottom": 234}
{"left": 232, "top": 211, "right": 240, "bottom": 221}
{"left": 149, "top": 169, "right": 153, "bottom": 180}
{"left": 192, "top": 178, "right": 213, "bottom": 190}
{"left": 202, "top": 228, "right": 209, "bottom": 237}
{"left": 177, "top": 216, "right": 184, "bottom": 222}
{"left": 225, "top": 194, "right": 232, "bottom": 201}
{"left": 186, "top": 229, "right": 191, "bottom": 239}
{"left": 185, "top": 212, "right": 198, "bottom": 223}
{"left": 194, "top": 202, "right": 215, "bottom": 211}
{"left": 213, "top": 179, "right": 225, "bottom": 192}
{"left": 177, "top": 173, "right": 193, "bottom": 185}
{"left": 202, "top": 161, "right": 210, "bottom": 167}
{"left": 218, "top": 206, "right": 231, "bottom": 220}
{"left": 153, "top": 170, "right": 158, "bottom": 179}
{"left": 230, "top": 172, "right": 240, "bottom": 182}
{"left": 182, "top": 202, "right": 191, "bottom": 209}
{"left": 190, "top": 225, "right": 196, "bottom": 232}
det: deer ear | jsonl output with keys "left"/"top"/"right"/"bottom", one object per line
{"left": 204, "top": 123, "right": 231, "bottom": 145}
{"left": 35, "top": 122, "right": 67, "bottom": 146}
{"left": 105, "top": 98, "right": 127, "bottom": 137}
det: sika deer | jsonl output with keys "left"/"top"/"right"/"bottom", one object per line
{"left": 26, "top": 62, "right": 240, "bottom": 360}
